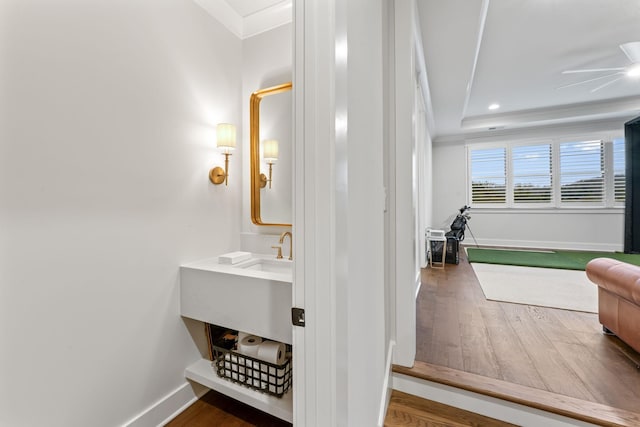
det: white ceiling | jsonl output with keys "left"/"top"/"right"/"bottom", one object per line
{"left": 418, "top": 0, "right": 640, "bottom": 141}
{"left": 200, "top": 0, "right": 640, "bottom": 141}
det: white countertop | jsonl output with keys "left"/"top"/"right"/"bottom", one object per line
{"left": 181, "top": 253, "right": 293, "bottom": 283}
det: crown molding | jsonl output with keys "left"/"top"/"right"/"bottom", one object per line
{"left": 461, "top": 95, "right": 640, "bottom": 131}
{"left": 193, "top": 0, "right": 243, "bottom": 38}
{"left": 193, "top": 0, "right": 292, "bottom": 40}
{"left": 433, "top": 115, "right": 635, "bottom": 146}
{"left": 244, "top": 1, "right": 293, "bottom": 39}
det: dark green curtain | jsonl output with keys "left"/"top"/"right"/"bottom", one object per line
{"left": 624, "top": 116, "right": 640, "bottom": 253}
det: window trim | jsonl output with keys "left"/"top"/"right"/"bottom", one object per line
{"left": 466, "top": 134, "right": 624, "bottom": 210}
{"left": 611, "top": 136, "right": 626, "bottom": 208}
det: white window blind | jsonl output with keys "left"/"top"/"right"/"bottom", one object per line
{"left": 512, "top": 144, "right": 552, "bottom": 204}
{"left": 468, "top": 137, "right": 623, "bottom": 208}
{"left": 559, "top": 140, "right": 604, "bottom": 203}
{"left": 470, "top": 147, "right": 506, "bottom": 204}
{"left": 613, "top": 137, "right": 625, "bottom": 203}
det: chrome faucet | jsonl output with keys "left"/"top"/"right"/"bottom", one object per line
{"left": 279, "top": 231, "right": 293, "bottom": 260}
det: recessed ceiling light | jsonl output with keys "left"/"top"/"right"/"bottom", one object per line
{"left": 488, "top": 103, "right": 500, "bottom": 110}
{"left": 627, "top": 64, "right": 640, "bottom": 78}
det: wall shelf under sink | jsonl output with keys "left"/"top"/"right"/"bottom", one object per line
{"left": 181, "top": 254, "right": 294, "bottom": 422}
{"left": 185, "top": 358, "right": 293, "bottom": 423}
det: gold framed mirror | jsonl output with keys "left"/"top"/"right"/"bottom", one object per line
{"left": 250, "top": 82, "right": 292, "bottom": 226}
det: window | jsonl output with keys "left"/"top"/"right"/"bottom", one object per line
{"left": 467, "top": 136, "right": 623, "bottom": 208}
{"left": 470, "top": 147, "right": 506, "bottom": 204}
{"left": 512, "top": 144, "right": 552, "bottom": 204}
{"left": 613, "top": 137, "right": 625, "bottom": 203}
{"left": 559, "top": 140, "right": 603, "bottom": 203}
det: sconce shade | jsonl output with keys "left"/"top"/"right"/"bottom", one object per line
{"left": 263, "top": 139, "right": 279, "bottom": 163}
{"left": 216, "top": 123, "right": 236, "bottom": 154}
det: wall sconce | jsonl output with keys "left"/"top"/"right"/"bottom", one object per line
{"left": 260, "top": 139, "right": 279, "bottom": 189}
{"left": 209, "top": 123, "right": 236, "bottom": 186}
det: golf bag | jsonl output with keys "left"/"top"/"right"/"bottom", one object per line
{"left": 434, "top": 205, "right": 471, "bottom": 265}
{"left": 447, "top": 205, "right": 470, "bottom": 242}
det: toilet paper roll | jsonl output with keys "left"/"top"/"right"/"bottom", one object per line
{"left": 237, "top": 335, "right": 262, "bottom": 357}
{"left": 237, "top": 331, "right": 251, "bottom": 342}
{"left": 256, "top": 340, "right": 287, "bottom": 365}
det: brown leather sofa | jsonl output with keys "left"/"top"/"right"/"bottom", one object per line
{"left": 585, "top": 257, "right": 640, "bottom": 354}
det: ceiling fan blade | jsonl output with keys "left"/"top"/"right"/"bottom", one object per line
{"left": 557, "top": 72, "right": 623, "bottom": 89}
{"left": 562, "top": 68, "right": 625, "bottom": 74}
{"left": 590, "top": 75, "right": 625, "bottom": 93}
{"left": 620, "top": 41, "right": 640, "bottom": 64}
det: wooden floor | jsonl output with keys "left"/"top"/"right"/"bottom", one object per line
{"left": 384, "top": 390, "right": 517, "bottom": 426}
{"left": 166, "top": 388, "right": 516, "bottom": 427}
{"left": 415, "top": 248, "right": 640, "bottom": 421}
{"left": 169, "top": 248, "right": 640, "bottom": 426}
{"left": 165, "top": 390, "right": 291, "bottom": 427}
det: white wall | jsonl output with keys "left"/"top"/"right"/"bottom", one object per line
{"left": 390, "top": 0, "right": 420, "bottom": 368}
{"left": 344, "top": 0, "right": 387, "bottom": 424}
{"left": 0, "top": 1, "right": 242, "bottom": 426}
{"left": 423, "top": 127, "right": 434, "bottom": 244}
{"left": 432, "top": 122, "right": 626, "bottom": 251}
{"left": 241, "top": 23, "right": 293, "bottom": 251}
{"left": 432, "top": 143, "right": 469, "bottom": 228}
{"left": 415, "top": 82, "right": 431, "bottom": 268}
{"left": 292, "top": 0, "right": 390, "bottom": 424}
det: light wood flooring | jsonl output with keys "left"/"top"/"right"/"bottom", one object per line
{"left": 165, "top": 390, "right": 291, "bottom": 427}
{"left": 384, "top": 390, "right": 517, "bottom": 426}
{"left": 169, "top": 248, "right": 640, "bottom": 426}
{"left": 166, "top": 388, "right": 515, "bottom": 426}
{"left": 411, "top": 247, "right": 640, "bottom": 424}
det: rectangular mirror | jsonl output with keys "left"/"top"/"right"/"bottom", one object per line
{"left": 250, "top": 82, "right": 292, "bottom": 226}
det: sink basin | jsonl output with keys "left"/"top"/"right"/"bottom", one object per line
{"left": 235, "top": 258, "right": 292, "bottom": 274}
{"left": 180, "top": 253, "right": 292, "bottom": 344}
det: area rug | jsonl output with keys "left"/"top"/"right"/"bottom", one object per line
{"left": 466, "top": 247, "right": 640, "bottom": 271}
{"left": 471, "top": 262, "right": 598, "bottom": 313}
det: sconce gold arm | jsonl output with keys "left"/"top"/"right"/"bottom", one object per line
{"left": 209, "top": 153, "right": 231, "bottom": 185}
{"left": 259, "top": 163, "right": 274, "bottom": 189}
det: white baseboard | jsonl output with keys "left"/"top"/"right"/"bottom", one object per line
{"left": 467, "top": 238, "right": 622, "bottom": 252}
{"left": 124, "top": 381, "right": 208, "bottom": 427}
{"left": 392, "top": 373, "right": 598, "bottom": 427}
{"left": 377, "top": 341, "right": 395, "bottom": 427}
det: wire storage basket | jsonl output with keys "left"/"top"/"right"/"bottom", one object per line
{"left": 212, "top": 344, "right": 292, "bottom": 398}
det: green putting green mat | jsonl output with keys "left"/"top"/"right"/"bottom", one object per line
{"left": 466, "top": 248, "right": 640, "bottom": 271}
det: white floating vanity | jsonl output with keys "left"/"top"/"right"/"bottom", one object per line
{"left": 180, "top": 253, "right": 293, "bottom": 422}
